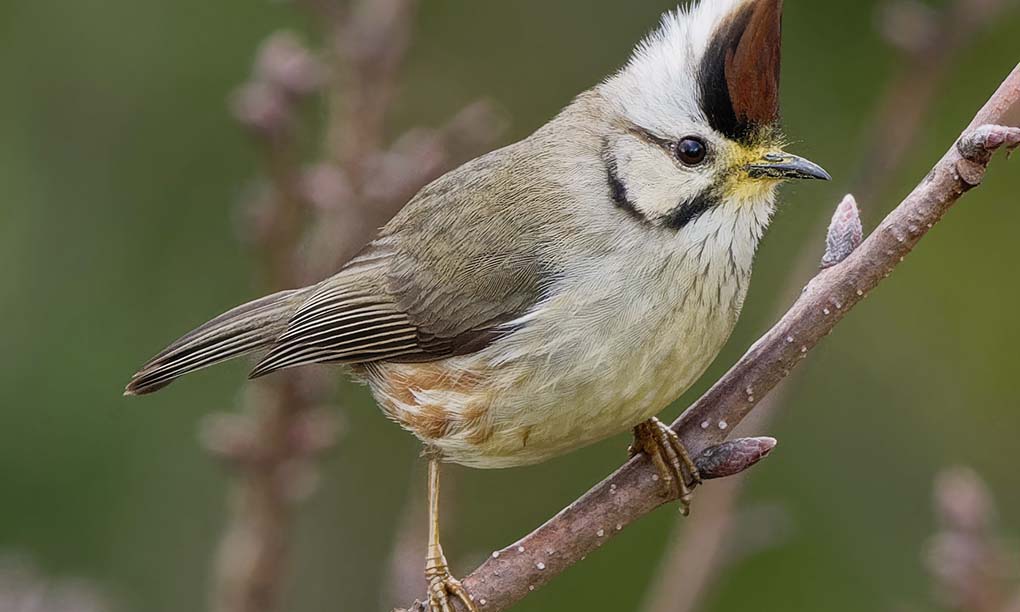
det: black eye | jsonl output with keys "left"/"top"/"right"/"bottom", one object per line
{"left": 674, "top": 137, "right": 707, "bottom": 166}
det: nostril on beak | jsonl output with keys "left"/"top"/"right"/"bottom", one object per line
{"left": 748, "top": 153, "right": 831, "bottom": 181}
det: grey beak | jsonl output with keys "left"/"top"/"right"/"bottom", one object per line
{"left": 747, "top": 152, "right": 831, "bottom": 181}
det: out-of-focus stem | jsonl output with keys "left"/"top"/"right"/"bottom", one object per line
{"left": 209, "top": 4, "right": 505, "bottom": 612}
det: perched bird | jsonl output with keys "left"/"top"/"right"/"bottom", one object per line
{"left": 126, "top": 0, "right": 828, "bottom": 609}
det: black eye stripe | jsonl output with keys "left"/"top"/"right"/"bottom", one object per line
{"left": 662, "top": 193, "right": 717, "bottom": 231}
{"left": 630, "top": 127, "right": 673, "bottom": 149}
{"left": 629, "top": 128, "right": 710, "bottom": 167}
{"left": 601, "top": 139, "right": 649, "bottom": 224}
{"left": 606, "top": 131, "right": 719, "bottom": 232}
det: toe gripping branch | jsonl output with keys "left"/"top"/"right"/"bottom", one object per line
{"left": 630, "top": 418, "right": 702, "bottom": 514}
{"left": 632, "top": 417, "right": 778, "bottom": 515}
{"left": 425, "top": 564, "right": 476, "bottom": 612}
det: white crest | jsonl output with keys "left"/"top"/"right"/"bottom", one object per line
{"left": 600, "top": 0, "right": 753, "bottom": 138}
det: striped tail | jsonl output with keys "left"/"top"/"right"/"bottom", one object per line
{"left": 124, "top": 288, "right": 308, "bottom": 395}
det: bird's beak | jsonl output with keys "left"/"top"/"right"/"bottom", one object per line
{"left": 747, "top": 152, "right": 831, "bottom": 181}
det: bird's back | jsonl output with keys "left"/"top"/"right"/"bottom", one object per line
{"left": 126, "top": 104, "right": 596, "bottom": 394}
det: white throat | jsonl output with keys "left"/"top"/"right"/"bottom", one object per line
{"left": 671, "top": 194, "right": 775, "bottom": 319}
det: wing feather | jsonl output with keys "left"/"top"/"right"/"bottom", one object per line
{"left": 249, "top": 141, "right": 564, "bottom": 379}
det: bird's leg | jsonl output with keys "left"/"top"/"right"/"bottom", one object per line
{"left": 629, "top": 417, "right": 702, "bottom": 515}
{"left": 424, "top": 457, "right": 477, "bottom": 612}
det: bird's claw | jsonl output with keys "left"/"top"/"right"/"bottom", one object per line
{"left": 630, "top": 417, "right": 701, "bottom": 515}
{"left": 425, "top": 563, "right": 477, "bottom": 612}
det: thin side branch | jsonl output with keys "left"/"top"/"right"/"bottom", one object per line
{"left": 208, "top": 5, "right": 505, "bottom": 611}
{"left": 401, "top": 63, "right": 1020, "bottom": 612}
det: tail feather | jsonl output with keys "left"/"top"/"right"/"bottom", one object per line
{"left": 124, "top": 288, "right": 307, "bottom": 395}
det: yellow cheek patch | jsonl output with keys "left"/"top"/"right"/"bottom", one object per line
{"left": 723, "top": 176, "right": 780, "bottom": 202}
{"left": 718, "top": 142, "right": 783, "bottom": 202}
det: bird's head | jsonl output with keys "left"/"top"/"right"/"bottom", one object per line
{"left": 598, "top": 0, "right": 828, "bottom": 232}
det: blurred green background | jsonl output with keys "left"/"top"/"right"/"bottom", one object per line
{"left": 1, "top": 0, "right": 1019, "bottom": 611}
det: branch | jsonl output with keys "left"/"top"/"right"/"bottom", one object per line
{"left": 210, "top": 32, "right": 335, "bottom": 612}
{"left": 305, "top": 100, "right": 509, "bottom": 278}
{"left": 208, "top": 4, "right": 507, "bottom": 611}
{"left": 642, "top": 2, "right": 1012, "bottom": 606}
{"left": 400, "top": 63, "right": 1020, "bottom": 612}
{"left": 638, "top": 411, "right": 780, "bottom": 612}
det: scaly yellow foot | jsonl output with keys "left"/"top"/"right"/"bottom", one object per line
{"left": 425, "top": 556, "right": 476, "bottom": 612}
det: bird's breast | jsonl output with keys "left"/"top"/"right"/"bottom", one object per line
{"left": 366, "top": 205, "right": 764, "bottom": 468}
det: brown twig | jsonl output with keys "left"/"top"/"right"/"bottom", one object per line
{"left": 209, "top": 32, "right": 334, "bottom": 612}
{"left": 330, "top": 0, "right": 418, "bottom": 170}
{"left": 642, "top": 1, "right": 1012, "bottom": 607}
{"left": 207, "top": 4, "right": 506, "bottom": 612}
{"left": 305, "top": 100, "right": 508, "bottom": 278}
{"left": 399, "top": 64, "right": 1020, "bottom": 612}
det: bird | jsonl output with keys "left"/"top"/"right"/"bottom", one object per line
{"left": 125, "top": 0, "right": 829, "bottom": 609}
